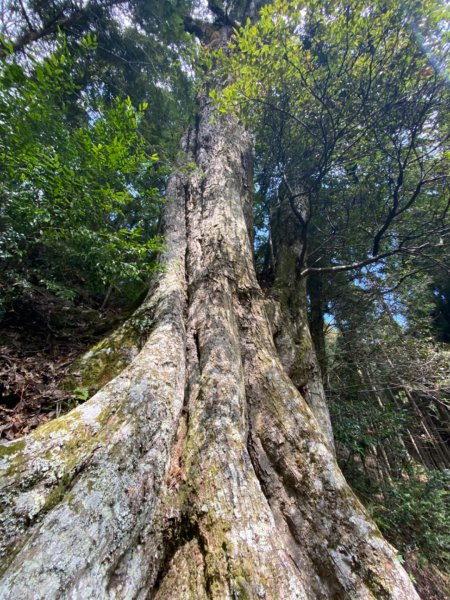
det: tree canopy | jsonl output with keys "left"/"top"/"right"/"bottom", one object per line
{"left": 215, "top": 0, "right": 449, "bottom": 283}
{"left": 0, "top": 0, "right": 198, "bottom": 314}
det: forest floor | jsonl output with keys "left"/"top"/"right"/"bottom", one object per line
{"left": 404, "top": 553, "right": 450, "bottom": 600}
{"left": 0, "top": 295, "right": 128, "bottom": 440}
{"left": 0, "top": 324, "right": 87, "bottom": 439}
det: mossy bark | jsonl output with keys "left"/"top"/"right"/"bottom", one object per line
{"left": 62, "top": 290, "right": 167, "bottom": 400}
{"left": 0, "top": 94, "right": 420, "bottom": 599}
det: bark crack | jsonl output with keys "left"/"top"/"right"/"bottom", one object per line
{"left": 148, "top": 504, "right": 198, "bottom": 598}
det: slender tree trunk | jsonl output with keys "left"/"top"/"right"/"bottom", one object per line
{"left": 0, "top": 94, "right": 420, "bottom": 598}
{"left": 269, "top": 193, "right": 335, "bottom": 447}
{"left": 307, "top": 271, "right": 327, "bottom": 376}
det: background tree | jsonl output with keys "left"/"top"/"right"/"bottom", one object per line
{"left": 325, "top": 272, "right": 450, "bottom": 581}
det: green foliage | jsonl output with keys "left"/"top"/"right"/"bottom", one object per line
{"left": 327, "top": 283, "right": 450, "bottom": 571}
{"left": 0, "top": 35, "right": 164, "bottom": 312}
{"left": 373, "top": 468, "right": 450, "bottom": 572}
{"left": 214, "top": 0, "right": 449, "bottom": 283}
{"left": 431, "top": 276, "right": 450, "bottom": 343}
{"left": 0, "top": 0, "right": 197, "bottom": 160}
{"left": 330, "top": 361, "right": 450, "bottom": 571}
{"left": 331, "top": 393, "right": 410, "bottom": 461}
{"left": 73, "top": 387, "right": 90, "bottom": 402}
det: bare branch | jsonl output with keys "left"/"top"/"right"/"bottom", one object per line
{"left": 301, "top": 239, "right": 447, "bottom": 278}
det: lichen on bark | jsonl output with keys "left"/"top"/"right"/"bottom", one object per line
{"left": 0, "top": 28, "right": 420, "bottom": 600}
{"left": 0, "top": 171, "right": 188, "bottom": 598}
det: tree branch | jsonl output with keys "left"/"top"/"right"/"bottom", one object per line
{"left": 183, "top": 16, "right": 215, "bottom": 41}
{"left": 301, "top": 250, "right": 398, "bottom": 277}
{"left": 300, "top": 239, "right": 446, "bottom": 278}
{"left": 0, "top": 0, "right": 127, "bottom": 55}
{"left": 18, "top": 0, "right": 34, "bottom": 33}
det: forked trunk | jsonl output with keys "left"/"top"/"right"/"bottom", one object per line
{"left": 0, "top": 100, "right": 419, "bottom": 598}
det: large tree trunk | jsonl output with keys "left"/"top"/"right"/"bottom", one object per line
{"left": 0, "top": 93, "right": 420, "bottom": 598}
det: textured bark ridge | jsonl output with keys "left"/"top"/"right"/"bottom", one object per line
{"left": 0, "top": 102, "right": 420, "bottom": 598}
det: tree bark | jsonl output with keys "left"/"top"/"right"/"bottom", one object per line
{"left": 269, "top": 193, "right": 335, "bottom": 448}
{"left": 0, "top": 94, "right": 421, "bottom": 598}
{"left": 307, "top": 271, "right": 327, "bottom": 377}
